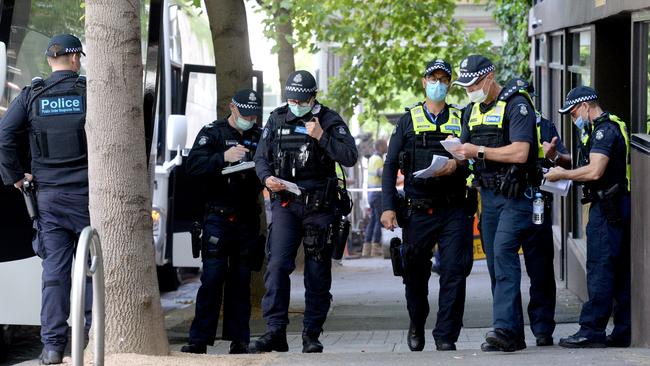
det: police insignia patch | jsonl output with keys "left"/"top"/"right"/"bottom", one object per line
{"left": 293, "top": 73, "right": 303, "bottom": 83}
{"left": 596, "top": 130, "right": 604, "bottom": 140}
{"left": 249, "top": 92, "right": 256, "bottom": 102}
{"left": 262, "top": 128, "right": 269, "bottom": 139}
{"left": 461, "top": 59, "right": 468, "bottom": 68}
{"left": 198, "top": 136, "right": 208, "bottom": 146}
{"left": 519, "top": 104, "right": 528, "bottom": 116}
{"left": 337, "top": 126, "right": 347, "bottom": 135}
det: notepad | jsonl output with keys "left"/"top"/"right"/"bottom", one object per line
{"left": 540, "top": 178, "right": 572, "bottom": 197}
{"left": 273, "top": 178, "right": 302, "bottom": 196}
{"left": 221, "top": 161, "right": 255, "bottom": 175}
{"left": 440, "top": 137, "right": 465, "bottom": 160}
{"left": 413, "top": 155, "right": 449, "bottom": 179}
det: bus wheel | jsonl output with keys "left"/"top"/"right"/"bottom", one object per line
{"left": 157, "top": 263, "right": 180, "bottom": 292}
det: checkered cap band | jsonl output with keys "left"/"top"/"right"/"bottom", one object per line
{"left": 458, "top": 64, "right": 495, "bottom": 80}
{"left": 285, "top": 85, "right": 318, "bottom": 93}
{"left": 232, "top": 99, "right": 261, "bottom": 110}
{"left": 425, "top": 65, "right": 452, "bottom": 76}
{"left": 564, "top": 95, "right": 598, "bottom": 106}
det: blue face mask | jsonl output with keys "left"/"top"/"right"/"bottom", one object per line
{"left": 574, "top": 116, "right": 586, "bottom": 130}
{"left": 289, "top": 103, "right": 312, "bottom": 117}
{"left": 236, "top": 116, "right": 255, "bottom": 131}
{"left": 426, "top": 81, "right": 448, "bottom": 102}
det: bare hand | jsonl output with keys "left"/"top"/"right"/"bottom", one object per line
{"left": 544, "top": 166, "right": 566, "bottom": 182}
{"left": 432, "top": 159, "right": 457, "bottom": 177}
{"left": 543, "top": 136, "right": 558, "bottom": 160}
{"left": 381, "top": 210, "right": 398, "bottom": 231}
{"left": 265, "top": 176, "right": 286, "bottom": 192}
{"left": 449, "top": 143, "right": 478, "bottom": 161}
{"left": 305, "top": 117, "right": 324, "bottom": 140}
{"left": 14, "top": 173, "right": 33, "bottom": 189}
{"left": 224, "top": 145, "right": 249, "bottom": 163}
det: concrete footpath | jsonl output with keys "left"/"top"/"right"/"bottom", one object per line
{"left": 9, "top": 258, "right": 650, "bottom": 365}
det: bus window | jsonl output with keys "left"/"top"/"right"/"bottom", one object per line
{"left": 184, "top": 71, "right": 217, "bottom": 148}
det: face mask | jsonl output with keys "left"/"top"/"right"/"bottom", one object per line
{"left": 289, "top": 103, "right": 312, "bottom": 117}
{"left": 426, "top": 81, "right": 447, "bottom": 102}
{"left": 574, "top": 105, "right": 589, "bottom": 130}
{"left": 467, "top": 78, "right": 489, "bottom": 104}
{"left": 236, "top": 116, "right": 254, "bottom": 131}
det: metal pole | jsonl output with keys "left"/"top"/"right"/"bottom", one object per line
{"left": 71, "top": 227, "right": 105, "bottom": 366}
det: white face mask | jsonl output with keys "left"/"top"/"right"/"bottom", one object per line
{"left": 466, "top": 77, "right": 490, "bottom": 104}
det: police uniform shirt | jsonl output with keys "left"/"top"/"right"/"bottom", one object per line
{"left": 586, "top": 112, "right": 628, "bottom": 190}
{"left": 459, "top": 90, "right": 537, "bottom": 172}
{"left": 539, "top": 117, "right": 568, "bottom": 154}
{"left": 185, "top": 118, "right": 263, "bottom": 208}
{"left": 382, "top": 104, "right": 468, "bottom": 212}
{"left": 0, "top": 70, "right": 88, "bottom": 193}
{"left": 254, "top": 101, "right": 357, "bottom": 191}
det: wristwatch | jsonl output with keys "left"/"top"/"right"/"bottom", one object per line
{"left": 477, "top": 146, "right": 486, "bottom": 161}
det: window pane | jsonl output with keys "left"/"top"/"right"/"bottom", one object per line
{"left": 184, "top": 72, "right": 217, "bottom": 148}
{"left": 572, "top": 31, "right": 591, "bottom": 67}
{"left": 551, "top": 35, "right": 562, "bottom": 64}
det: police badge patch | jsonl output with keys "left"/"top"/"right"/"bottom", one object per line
{"left": 262, "top": 128, "right": 269, "bottom": 139}
{"left": 198, "top": 136, "right": 209, "bottom": 146}
{"left": 595, "top": 130, "right": 604, "bottom": 140}
{"left": 337, "top": 126, "right": 347, "bottom": 135}
{"left": 519, "top": 104, "right": 528, "bottom": 116}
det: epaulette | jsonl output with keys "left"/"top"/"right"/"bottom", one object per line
{"left": 30, "top": 77, "right": 45, "bottom": 92}
{"left": 404, "top": 101, "right": 423, "bottom": 112}
{"left": 498, "top": 78, "right": 530, "bottom": 102}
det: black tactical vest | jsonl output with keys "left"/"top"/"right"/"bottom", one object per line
{"left": 27, "top": 75, "right": 87, "bottom": 167}
{"left": 273, "top": 105, "right": 335, "bottom": 181}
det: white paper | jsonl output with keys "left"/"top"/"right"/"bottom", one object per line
{"left": 440, "top": 138, "right": 465, "bottom": 160}
{"left": 540, "top": 178, "right": 572, "bottom": 197}
{"left": 273, "top": 178, "right": 302, "bottom": 196}
{"left": 221, "top": 161, "right": 255, "bottom": 175}
{"left": 413, "top": 155, "right": 449, "bottom": 179}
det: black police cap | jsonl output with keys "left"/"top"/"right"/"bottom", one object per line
{"left": 452, "top": 55, "right": 495, "bottom": 87}
{"left": 232, "top": 89, "right": 262, "bottom": 117}
{"left": 558, "top": 86, "right": 599, "bottom": 114}
{"left": 423, "top": 59, "right": 452, "bottom": 78}
{"left": 285, "top": 70, "right": 317, "bottom": 102}
{"left": 46, "top": 34, "right": 85, "bottom": 57}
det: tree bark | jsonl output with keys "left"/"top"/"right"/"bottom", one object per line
{"left": 274, "top": 5, "right": 296, "bottom": 100}
{"left": 85, "top": 0, "right": 169, "bottom": 355}
{"left": 205, "top": 0, "right": 253, "bottom": 117}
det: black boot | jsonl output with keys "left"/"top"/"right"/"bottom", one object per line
{"left": 485, "top": 329, "right": 519, "bottom": 352}
{"left": 180, "top": 343, "right": 207, "bottom": 354}
{"left": 39, "top": 349, "right": 63, "bottom": 365}
{"left": 302, "top": 330, "right": 324, "bottom": 353}
{"left": 249, "top": 330, "right": 289, "bottom": 353}
{"left": 407, "top": 323, "right": 425, "bottom": 352}
{"left": 229, "top": 341, "right": 249, "bottom": 354}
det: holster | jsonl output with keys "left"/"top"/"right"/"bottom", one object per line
{"left": 583, "top": 184, "right": 625, "bottom": 224}
{"left": 464, "top": 187, "right": 479, "bottom": 218}
{"left": 21, "top": 179, "right": 38, "bottom": 220}
{"left": 303, "top": 224, "right": 330, "bottom": 262}
{"left": 190, "top": 221, "right": 202, "bottom": 258}
{"left": 389, "top": 237, "right": 405, "bottom": 277}
{"left": 331, "top": 217, "right": 350, "bottom": 260}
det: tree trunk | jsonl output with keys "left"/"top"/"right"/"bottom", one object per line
{"left": 205, "top": 0, "right": 253, "bottom": 117}
{"left": 274, "top": 5, "right": 296, "bottom": 100}
{"left": 85, "top": 0, "right": 168, "bottom": 355}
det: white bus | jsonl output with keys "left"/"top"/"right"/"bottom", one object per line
{"left": 0, "top": 0, "right": 262, "bottom": 356}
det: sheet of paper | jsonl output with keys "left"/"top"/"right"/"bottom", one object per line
{"left": 274, "top": 178, "right": 302, "bottom": 196}
{"left": 413, "top": 155, "right": 449, "bottom": 179}
{"left": 440, "top": 138, "right": 465, "bottom": 160}
{"left": 221, "top": 161, "right": 255, "bottom": 175}
{"left": 540, "top": 178, "right": 572, "bottom": 197}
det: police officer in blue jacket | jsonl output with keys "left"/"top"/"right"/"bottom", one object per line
{"left": 0, "top": 34, "right": 90, "bottom": 365}
{"left": 546, "top": 86, "right": 631, "bottom": 348}
{"left": 452, "top": 55, "right": 541, "bottom": 352}
{"left": 251, "top": 70, "right": 358, "bottom": 353}
{"left": 381, "top": 60, "right": 474, "bottom": 352}
{"left": 180, "top": 89, "right": 264, "bottom": 355}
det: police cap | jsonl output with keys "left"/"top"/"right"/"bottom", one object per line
{"left": 46, "top": 34, "right": 85, "bottom": 57}
{"left": 285, "top": 70, "right": 317, "bottom": 102}
{"left": 452, "top": 55, "right": 495, "bottom": 87}
{"left": 232, "top": 89, "right": 263, "bottom": 117}
{"left": 423, "top": 59, "right": 452, "bottom": 78}
{"left": 558, "top": 86, "right": 598, "bottom": 114}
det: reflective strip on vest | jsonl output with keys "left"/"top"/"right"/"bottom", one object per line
{"left": 409, "top": 105, "right": 462, "bottom": 136}
{"left": 468, "top": 100, "right": 507, "bottom": 130}
{"left": 535, "top": 113, "right": 544, "bottom": 159}
{"left": 609, "top": 114, "right": 631, "bottom": 191}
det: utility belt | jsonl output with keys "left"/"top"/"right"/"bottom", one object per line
{"left": 205, "top": 203, "right": 260, "bottom": 222}
{"left": 477, "top": 165, "right": 541, "bottom": 199}
{"left": 270, "top": 177, "right": 344, "bottom": 213}
{"left": 400, "top": 187, "right": 476, "bottom": 221}
{"left": 582, "top": 183, "right": 628, "bottom": 224}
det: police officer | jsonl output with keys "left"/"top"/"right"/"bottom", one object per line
{"left": 546, "top": 86, "right": 631, "bottom": 348}
{"left": 252, "top": 70, "right": 358, "bottom": 353}
{"left": 180, "top": 89, "right": 264, "bottom": 355}
{"left": 0, "top": 34, "right": 90, "bottom": 365}
{"left": 479, "top": 79, "right": 570, "bottom": 351}
{"left": 451, "top": 55, "right": 540, "bottom": 352}
{"left": 381, "top": 60, "right": 473, "bottom": 352}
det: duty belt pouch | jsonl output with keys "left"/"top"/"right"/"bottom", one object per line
{"left": 599, "top": 184, "right": 623, "bottom": 224}
{"left": 499, "top": 165, "right": 524, "bottom": 199}
{"left": 249, "top": 234, "right": 266, "bottom": 271}
{"left": 331, "top": 217, "right": 350, "bottom": 260}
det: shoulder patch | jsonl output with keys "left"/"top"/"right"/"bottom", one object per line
{"left": 337, "top": 126, "right": 347, "bottom": 135}
{"left": 595, "top": 130, "right": 604, "bottom": 141}
{"left": 198, "top": 135, "right": 209, "bottom": 146}
{"left": 262, "top": 127, "right": 269, "bottom": 139}
{"left": 519, "top": 103, "right": 528, "bottom": 116}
